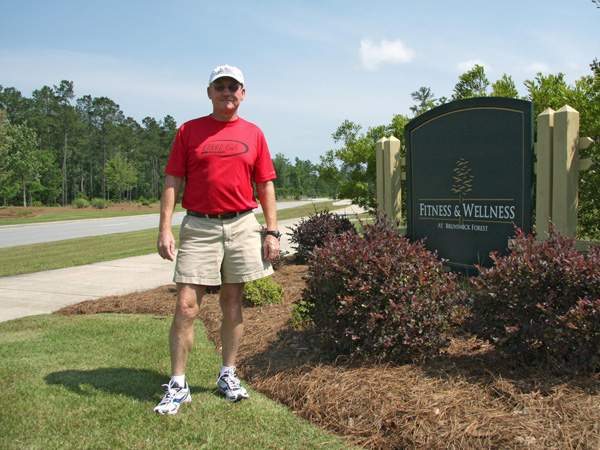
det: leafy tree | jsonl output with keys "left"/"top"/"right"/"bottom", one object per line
{"left": 0, "top": 110, "right": 16, "bottom": 205}
{"left": 0, "top": 86, "right": 30, "bottom": 124}
{"left": 4, "top": 123, "right": 42, "bottom": 206}
{"left": 105, "top": 153, "right": 138, "bottom": 201}
{"left": 436, "top": 96, "right": 449, "bottom": 106}
{"left": 91, "top": 97, "right": 124, "bottom": 199}
{"left": 453, "top": 64, "right": 489, "bottom": 100}
{"left": 386, "top": 114, "right": 410, "bottom": 141}
{"left": 139, "top": 116, "right": 165, "bottom": 200}
{"left": 28, "top": 149, "right": 62, "bottom": 205}
{"left": 272, "top": 153, "right": 293, "bottom": 198}
{"left": 524, "top": 72, "right": 569, "bottom": 119}
{"left": 290, "top": 158, "right": 319, "bottom": 197}
{"left": 410, "top": 86, "right": 436, "bottom": 116}
{"left": 326, "top": 114, "right": 411, "bottom": 210}
{"left": 54, "top": 80, "right": 78, "bottom": 205}
{"left": 28, "top": 86, "right": 60, "bottom": 152}
{"left": 0, "top": 110, "right": 8, "bottom": 155}
{"left": 317, "top": 150, "right": 342, "bottom": 198}
{"left": 331, "top": 121, "right": 387, "bottom": 209}
{"left": 566, "top": 64, "right": 600, "bottom": 238}
{"left": 491, "top": 74, "right": 519, "bottom": 98}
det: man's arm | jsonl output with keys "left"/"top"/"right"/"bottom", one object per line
{"left": 157, "top": 174, "right": 184, "bottom": 261}
{"left": 256, "top": 180, "right": 279, "bottom": 262}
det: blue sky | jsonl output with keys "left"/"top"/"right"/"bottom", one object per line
{"left": 1, "top": 0, "right": 599, "bottom": 162}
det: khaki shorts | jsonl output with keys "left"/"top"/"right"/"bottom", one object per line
{"left": 173, "top": 212, "right": 273, "bottom": 285}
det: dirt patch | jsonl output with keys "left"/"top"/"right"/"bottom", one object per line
{"left": 57, "top": 262, "right": 600, "bottom": 449}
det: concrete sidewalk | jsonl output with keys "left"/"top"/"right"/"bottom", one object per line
{"left": 0, "top": 204, "right": 365, "bottom": 323}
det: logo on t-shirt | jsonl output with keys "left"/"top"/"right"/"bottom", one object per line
{"left": 201, "top": 140, "right": 249, "bottom": 157}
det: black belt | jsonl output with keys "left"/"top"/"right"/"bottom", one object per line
{"left": 187, "top": 209, "right": 253, "bottom": 220}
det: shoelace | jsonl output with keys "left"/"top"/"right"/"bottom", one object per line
{"left": 221, "top": 372, "right": 241, "bottom": 390}
{"left": 159, "top": 383, "right": 179, "bottom": 403}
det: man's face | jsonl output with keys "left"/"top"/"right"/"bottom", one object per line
{"left": 207, "top": 77, "right": 245, "bottom": 116}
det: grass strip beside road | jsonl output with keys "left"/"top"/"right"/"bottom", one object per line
{"left": 0, "top": 314, "right": 351, "bottom": 450}
{"left": 0, "top": 201, "right": 342, "bottom": 277}
{"left": 265, "top": 200, "right": 338, "bottom": 222}
{"left": 0, "top": 199, "right": 336, "bottom": 226}
{"left": 0, "top": 228, "right": 174, "bottom": 277}
{"left": 0, "top": 203, "right": 171, "bottom": 226}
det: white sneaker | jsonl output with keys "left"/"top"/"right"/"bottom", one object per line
{"left": 216, "top": 369, "right": 249, "bottom": 402}
{"left": 153, "top": 380, "right": 191, "bottom": 415}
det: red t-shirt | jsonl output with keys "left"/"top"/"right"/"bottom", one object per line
{"left": 165, "top": 115, "right": 276, "bottom": 214}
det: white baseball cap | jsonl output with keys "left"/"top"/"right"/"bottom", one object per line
{"left": 208, "top": 65, "right": 245, "bottom": 86}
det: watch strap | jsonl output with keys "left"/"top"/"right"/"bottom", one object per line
{"left": 265, "top": 230, "right": 281, "bottom": 239}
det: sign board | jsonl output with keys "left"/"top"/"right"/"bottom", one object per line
{"left": 405, "top": 97, "right": 533, "bottom": 271}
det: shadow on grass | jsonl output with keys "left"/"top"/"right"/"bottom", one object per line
{"left": 45, "top": 367, "right": 214, "bottom": 401}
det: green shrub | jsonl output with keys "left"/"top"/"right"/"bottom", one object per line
{"left": 244, "top": 277, "right": 284, "bottom": 306}
{"left": 73, "top": 197, "right": 89, "bottom": 209}
{"left": 31, "top": 200, "right": 43, "bottom": 207}
{"left": 137, "top": 196, "right": 153, "bottom": 207}
{"left": 289, "top": 210, "right": 355, "bottom": 263}
{"left": 304, "top": 216, "right": 465, "bottom": 362}
{"left": 91, "top": 198, "right": 108, "bottom": 209}
{"left": 290, "top": 299, "right": 314, "bottom": 329}
{"left": 469, "top": 228, "right": 600, "bottom": 372}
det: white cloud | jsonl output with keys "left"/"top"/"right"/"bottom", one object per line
{"left": 359, "top": 39, "right": 415, "bottom": 71}
{"left": 456, "top": 59, "right": 492, "bottom": 73}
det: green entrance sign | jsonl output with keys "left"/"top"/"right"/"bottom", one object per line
{"left": 405, "top": 97, "right": 533, "bottom": 271}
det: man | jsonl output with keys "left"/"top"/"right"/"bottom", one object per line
{"left": 154, "top": 65, "right": 280, "bottom": 415}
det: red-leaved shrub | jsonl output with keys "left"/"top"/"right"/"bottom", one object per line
{"left": 303, "top": 217, "right": 465, "bottom": 362}
{"left": 469, "top": 229, "right": 600, "bottom": 372}
{"left": 289, "top": 210, "right": 355, "bottom": 262}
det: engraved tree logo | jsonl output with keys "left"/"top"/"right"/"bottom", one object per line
{"left": 451, "top": 158, "right": 474, "bottom": 223}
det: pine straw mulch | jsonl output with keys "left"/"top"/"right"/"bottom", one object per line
{"left": 58, "top": 260, "right": 600, "bottom": 450}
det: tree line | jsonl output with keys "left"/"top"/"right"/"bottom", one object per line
{"left": 0, "top": 81, "right": 339, "bottom": 207}
{"left": 1, "top": 60, "right": 599, "bottom": 239}
{"left": 0, "top": 81, "right": 177, "bottom": 206}
{"left": 326, "top": 60, "right": 600, "bottom": 239}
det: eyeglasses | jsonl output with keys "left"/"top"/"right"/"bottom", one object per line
{"left": 212, "top": 82, "right": 242, "bottom": 93}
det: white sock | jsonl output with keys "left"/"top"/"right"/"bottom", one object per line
{"left": 220, "top": 366, "right": 235, "bottom": 377}
{"left": 171, "top": 374, "right": 186, "bottom": 387}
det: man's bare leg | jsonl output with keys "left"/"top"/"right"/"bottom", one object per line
{"left": 219, "top": 282, "right": 245, "bottom": 367}
{"left": 154, "top": 283, "right": 203, "bottom": 414}
{"left": 170, "top": 283, "right": 205, "bottom": 376}
{"left": 216, "top": 282, "right": 248, "bottom": 401}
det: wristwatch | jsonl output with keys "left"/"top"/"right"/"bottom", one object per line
{"left": 264, "top": 230, "right": 282, "bottom": 239}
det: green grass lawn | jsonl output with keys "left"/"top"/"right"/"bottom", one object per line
{"left": 0, "top": 201, "right": 345, "bottom": 277}
{"left": 0, "top": 314, "right": 351, "bottom": 450}
{"left": 0, "top": 204, "right": 171, "bottom": 226}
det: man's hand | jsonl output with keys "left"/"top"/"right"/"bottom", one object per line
{"left": 157, "top": 174, "right": 182, "bottom": 261}
{"left": 263, "top": 234, "right": 280, "bottom": 262}
{"left": 157, "top": 230, "right": 176, "bottom": 261}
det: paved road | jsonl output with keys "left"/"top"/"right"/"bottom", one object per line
{"left": 0, "top": 199, "right": 329, "bottom": 248}
{"left": 0, "top": 203, "right": 365, "bottom": 322}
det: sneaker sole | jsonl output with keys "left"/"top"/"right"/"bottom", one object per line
{"left": 218, "top": 388, "right": 249, "bottom": 402}
{"left": 154, "top": 393, "right": 192, "bottom": 415}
